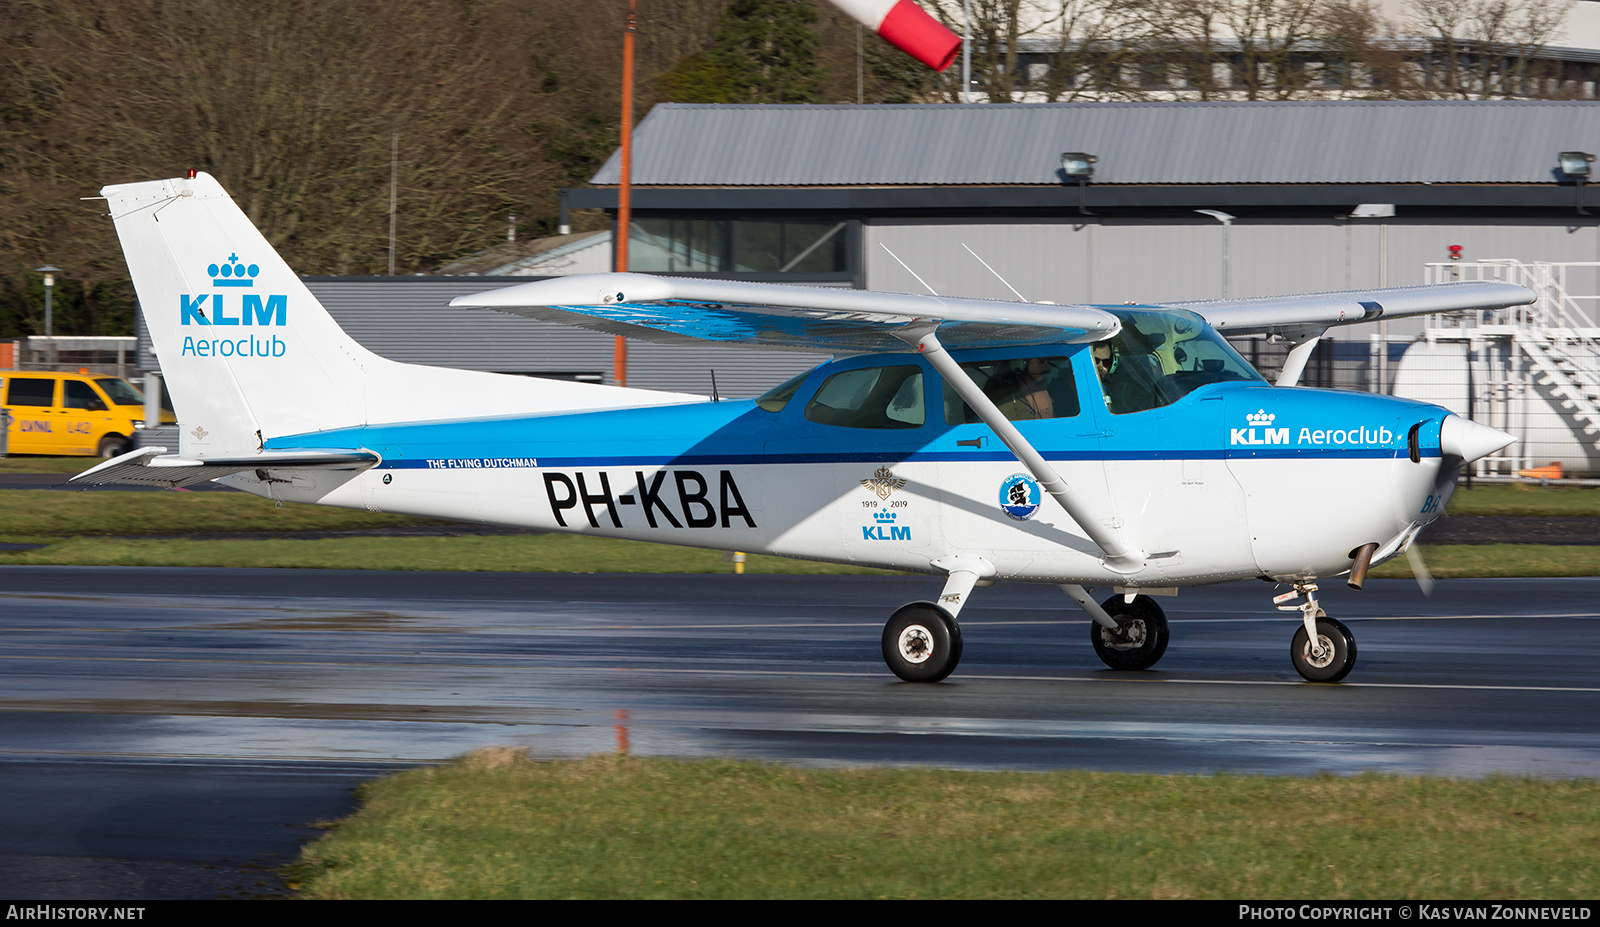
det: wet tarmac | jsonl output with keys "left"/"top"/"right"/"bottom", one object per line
{"left": 1, "top": 566, "right": 1598, "bottom": 898}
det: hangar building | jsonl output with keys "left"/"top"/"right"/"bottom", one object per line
{"left": 134, "top": 100, "right": 1600, "bottom": 471}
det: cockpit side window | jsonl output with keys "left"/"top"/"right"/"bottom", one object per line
{"left": 944, "top": 357, "right": 1080, "bottom": 424}
{"left": 804, "top": 365, "right": 925, "bottom": 429}
{"left": 1094, "top": 309, "right": 1264, "bottom": 414}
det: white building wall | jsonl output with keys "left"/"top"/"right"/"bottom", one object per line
{"left": 866, "top": 217, "right": 1600, "bottom": 339}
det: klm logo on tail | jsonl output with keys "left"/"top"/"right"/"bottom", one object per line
{"left": 179, "top": 254, "right": 288, "bottom": 357}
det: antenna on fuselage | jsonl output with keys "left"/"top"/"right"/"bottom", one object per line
{"left": 961, "top": 243, "right": 1028, "bottom": 302}
{"left": 710, "top": 369, "right": 720, "bottom": 402}
{"left": 877, "top": 242, "right": 939, "bottom": 296}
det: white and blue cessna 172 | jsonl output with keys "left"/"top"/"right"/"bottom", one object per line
{"left": 78, "top": 173, "right": 1531, "bottom": 684}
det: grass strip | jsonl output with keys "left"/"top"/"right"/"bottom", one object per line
{"left": 286, "top": 750, "right": 1600, "bottom": 900}
{"left": 1369, "top": 544, "right": 1600, "bottom": 579}
{"left": 0, "top": 488, "right": 448, "bottom": 537}
{"left": 1, "top": 475, "right": 1598, "bottom": 576}
{"left": 0, "top": 533, "right": 900, "bottom": 574}
{"left": 1444, "top": 484, "right": 1600, "bottom": 517}
{"left": 0, "top": 457, "right": 94, "bottom": 474}
{"left": 0, "top": 532, "right": 1593, "bottom": 577}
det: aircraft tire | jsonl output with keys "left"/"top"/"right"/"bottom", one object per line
{"left": 1290, "top": 613, "right": 1357, "bottom": 682}
{"left": 882, "top": 602, "right": 962, "bottom": 683}
{"left": 1090, "top": 594, "right": 1170, "bottom": 671}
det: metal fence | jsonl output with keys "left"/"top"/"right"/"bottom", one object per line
{"left": 5, "top": 336, "right": 139, "bottom": 377}
{"left": 1227, "top": 260, "right": 1600, "bottom": 480}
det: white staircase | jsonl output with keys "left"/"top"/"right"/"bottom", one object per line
{"left": 1420, "top": 260, "right": 1600, "bottom": 477}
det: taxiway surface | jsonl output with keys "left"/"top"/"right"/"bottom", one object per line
{"left": 1, "top": 566, "right": 1597, "bottom": 897}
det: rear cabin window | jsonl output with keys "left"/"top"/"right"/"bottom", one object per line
{"left": 754, "top": 370, "right": 809, "bottom": 413}
{"left": 804, "top": 365, "right": 924, "bottom": 429}
{"left": 944, "top": 357, "right": 1080, "bottom": 425}
{"left": 5, "top": 377, "right": 55, "bottom": 406}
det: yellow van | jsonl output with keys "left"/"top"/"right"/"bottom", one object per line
{"left": 0, "top": 370, "right": 175, "bottom": 458}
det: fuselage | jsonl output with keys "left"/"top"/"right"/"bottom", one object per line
{"left": 239, "top": 341, "right": 1459, "bottom": 588}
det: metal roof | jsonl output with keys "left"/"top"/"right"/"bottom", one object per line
{"left": 590, "top": 101, "right": 1600, "bottom": 187}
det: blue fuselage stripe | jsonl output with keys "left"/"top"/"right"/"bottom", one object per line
{"left": 375, "top": 447, "right": 1428, "bottom": 469}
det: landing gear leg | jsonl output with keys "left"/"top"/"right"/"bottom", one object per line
{"left": 881, "top": 562, "right": 992, "bottom": 682}
{"left": 1275, "top": 582, "right": 1357, "bottom": 682}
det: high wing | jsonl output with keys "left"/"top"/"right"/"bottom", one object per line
{"left": 454, "top": 274, "right": 1534, "bottom": 352}
{"left": 451, "top": 273, "right": 1121, "bottom": 352}
{"left": 1174, "top": 281, "right": 1535, "bottom": 340}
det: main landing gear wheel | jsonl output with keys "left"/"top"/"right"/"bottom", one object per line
{"left": 1290, "top": 613, "right": 1357, "bottom": 682}
{"left": 882, "top": 602, "right": 963, "bottom": 683}
{"left": 1090, "top": 594, "right": 1170, "bottom": 671}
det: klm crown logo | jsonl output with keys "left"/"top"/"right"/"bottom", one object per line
{"left": 1232, "top": 408, "right": 1290, "bottom": 446}
{"left": 208, "top": 254, "right": 259, "bottom": 288}
{"left": 862, "top": 509, "right": 910, "bottom": 541}
{"left": 180, "top": 253, "right": 289, "bottom": 358}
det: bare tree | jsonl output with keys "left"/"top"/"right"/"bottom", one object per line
{"left": 1407, "top": 0, "right": 1572, "bottom": 98}
{"left": 926, "top": 0, "right": 1161, "bottom": 101}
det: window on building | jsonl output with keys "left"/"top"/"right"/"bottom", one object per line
{"left": 628, "top": 217, "right": 852, "bottom": 277}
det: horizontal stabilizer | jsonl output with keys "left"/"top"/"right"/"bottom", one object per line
{"left": 453, "top": 273, "right": 1121, "bottom": 353}
{"left": 71, "top": 446, "right": 378, "bottom": 489}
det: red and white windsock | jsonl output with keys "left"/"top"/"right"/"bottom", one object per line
{"left": 828, "top": 0, "right": 961, "bottom": 72}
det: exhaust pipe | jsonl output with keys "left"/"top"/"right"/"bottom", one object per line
{"left": 1347, "top": 542, "right": 1379, "bottom": 590}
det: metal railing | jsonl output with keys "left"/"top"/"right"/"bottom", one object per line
{"left": 1417, "top": 260, "right": 1600, "bottom": 478}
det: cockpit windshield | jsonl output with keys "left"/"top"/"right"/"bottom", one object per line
{"left": 1092, "top": 308, "right": 1264, "bottom": 415}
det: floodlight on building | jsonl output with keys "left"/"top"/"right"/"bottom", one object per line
{"left": 1559, "top": 151, "right": 1594, "bottom": 178}
{"left": 1559, "top": 151, "right": 1594, "bottom": 216}
{"left": 1350, "top": 203, "right": 1396, "bottom": 218}
{"left": 1061, "top": 152, "right": 1097, "bottom": 178}
{"left": 1060, "top": 152, "right": 1097, "bottom": 216}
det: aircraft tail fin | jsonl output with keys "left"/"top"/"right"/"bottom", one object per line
{"left": 101, "top": 173, "right": 688, "bottom": 458}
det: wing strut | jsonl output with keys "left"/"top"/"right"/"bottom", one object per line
{"left": 1274, "top": 330, "right": 1325, "bottom": 387}
{"left": 896, "top": 325, "right": 1146, "bottom": 575}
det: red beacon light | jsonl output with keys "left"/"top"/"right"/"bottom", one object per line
{"left": 185, "top": 168, "right": 197, "bottom": 179}
{"left": 1448, "top": 244, "right": 1463, "bottom": 261}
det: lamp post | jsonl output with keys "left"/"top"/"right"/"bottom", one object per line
{"left": 1559, "top": 151, "right": 1594, "bottom": 216}
{"left": 1060, "top": 152, "right": 1096, "bottom": 217}
{"left": 1194, "top": 210, "right": 1234, "bottom": 298}
{"left": 35, "top": 265, "right": 60, "bottom": 368}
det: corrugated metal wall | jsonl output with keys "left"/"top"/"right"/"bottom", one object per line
{"left": 593, "top": 101, "right": 1600, "bottom": 186}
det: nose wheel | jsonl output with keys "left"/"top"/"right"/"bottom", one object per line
{"left": 1290, "top": 614, "right": 1357, "bottom": 682}
{"left": 882, "top": 602, "right": 963, "bottom": 683}
{"left": 1276, "top": 583, "right": 1358, "bottom": 682}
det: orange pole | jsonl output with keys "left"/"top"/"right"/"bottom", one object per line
{"left": 613, "top": 0, "right": 636, "bottom": 388}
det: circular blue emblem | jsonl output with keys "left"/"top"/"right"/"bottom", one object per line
{"left": 998, "top": 473, "right": 1041, "bottom": 521}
